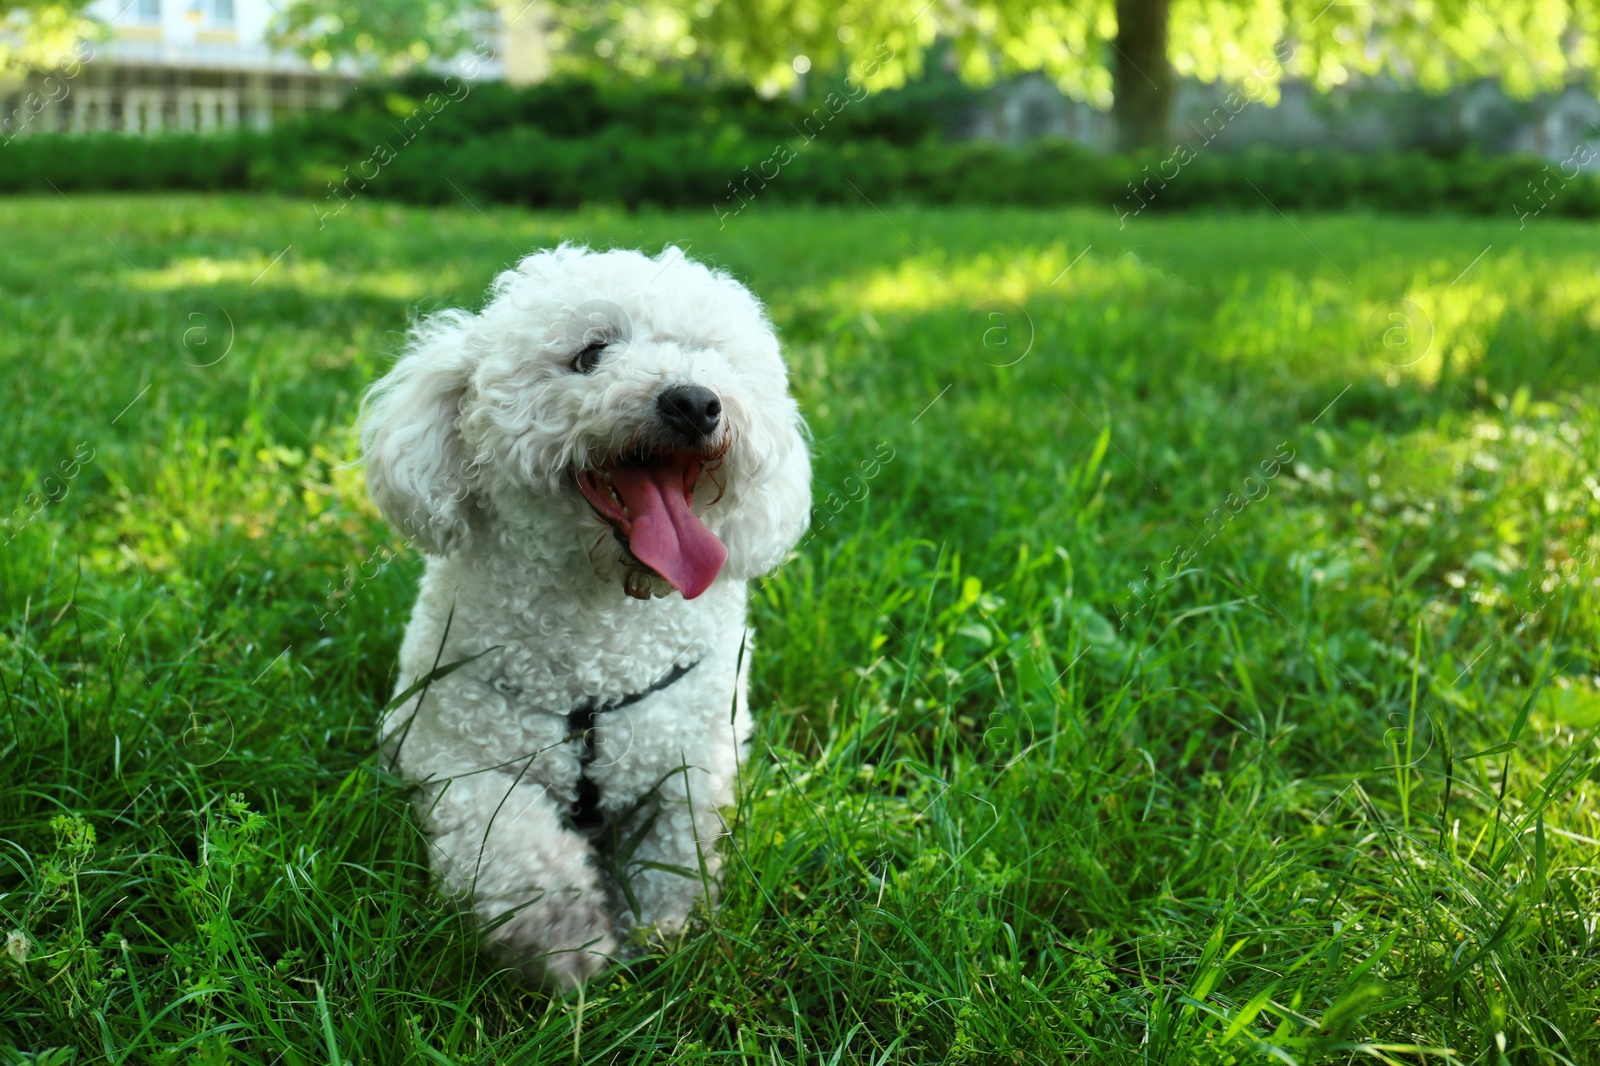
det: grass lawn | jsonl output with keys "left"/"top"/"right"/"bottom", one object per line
{"left": 2, "top": 194, "right": 1598, "bottom": 1064}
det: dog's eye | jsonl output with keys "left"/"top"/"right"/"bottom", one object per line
{"left": 570, "top": 341, "right": 607, "bottom": 374}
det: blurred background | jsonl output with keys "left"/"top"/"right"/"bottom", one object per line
{"left": 4, "top": 0, "right": 1600, "bottom": 213}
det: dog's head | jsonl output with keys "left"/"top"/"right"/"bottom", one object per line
{"left": 360, "top": 244, "right": 811, "bottom": 599}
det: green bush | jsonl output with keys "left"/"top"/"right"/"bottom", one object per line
{"left": 1, "top": 75, "right": 1592, "bottom": 219}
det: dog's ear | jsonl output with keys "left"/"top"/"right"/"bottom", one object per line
{"left": 360, "top": 312, "right": 481, "bottom": 556}
{"left": 719, "top": 395, "right": 813, "bottom": 580}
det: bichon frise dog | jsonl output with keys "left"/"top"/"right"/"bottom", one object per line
{"left": 360, "top": 245, "right": 810, "bottom": 988}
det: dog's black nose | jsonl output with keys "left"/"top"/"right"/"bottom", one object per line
{"left": 657, "top": 385, "right": 722, "bottom": 440}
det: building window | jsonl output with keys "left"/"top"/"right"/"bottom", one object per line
{"left": 211, "top": 0, "right": 235, "bottom": 25}
{"left": 135, "top": 0, "right": 160, "bottom": 21}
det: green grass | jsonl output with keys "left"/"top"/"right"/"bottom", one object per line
{"left": 2, "top": 194, "right": 1598, "bottom": 1065}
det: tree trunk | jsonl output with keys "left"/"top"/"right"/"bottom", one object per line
{"left": 1111, "top": 0, "right": 1174, "bottom": 151}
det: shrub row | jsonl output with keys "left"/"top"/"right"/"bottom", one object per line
{"left": 1, "top": 76, "right": 1593, "bottom": 220}
{"left": 323, "top": 74, "right": 951, "bottom": 146}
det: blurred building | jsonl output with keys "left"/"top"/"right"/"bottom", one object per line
{"left": 0, "top": 0, "right": 515, "bottom": 137}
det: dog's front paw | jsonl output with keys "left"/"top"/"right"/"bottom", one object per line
{"left": 530, "top": 940, "right": 614, "bottom": 991}
{"left": 481, "top": 893, "right": 617, "bottom": 991}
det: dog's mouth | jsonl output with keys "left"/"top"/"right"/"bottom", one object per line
{"left": 575, "top": 449, "right": 728, "bottom": 600}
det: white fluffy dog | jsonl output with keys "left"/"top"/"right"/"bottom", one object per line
{"left": 360, "top": 245, "right": 810, "bottom": 988}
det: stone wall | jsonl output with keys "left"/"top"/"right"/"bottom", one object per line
{"left": 955, "top": 72, "right": 1600, "bottom": 168}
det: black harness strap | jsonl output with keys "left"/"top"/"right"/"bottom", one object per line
{"left": 566, "top": 658, "right": 698, "bottom": 832}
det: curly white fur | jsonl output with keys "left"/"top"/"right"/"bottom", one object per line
{"left": 360, "top": 245, "right": 810, "bottom": 989}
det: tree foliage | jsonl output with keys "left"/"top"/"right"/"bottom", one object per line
{"left": 541, "top": 0, "right": 1600, "bottom": 111}
{"left": 0, "top": 2, "right": 96, "bottom": 76}
{"left": 262, "top": 0, "right": 499, "bottom": 73}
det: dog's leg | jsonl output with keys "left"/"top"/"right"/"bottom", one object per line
{"left": 607, "top": 765, "right": 731, "bottom": 948}
{"left": 416, "top": 773, "right": 616, "bottom": 989}
{"left": 605, "top": 631, "right": 754, "bottom": 949}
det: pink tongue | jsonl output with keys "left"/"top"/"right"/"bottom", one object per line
{"left": 609, "top": 462, "right": 728, "bottom": 599}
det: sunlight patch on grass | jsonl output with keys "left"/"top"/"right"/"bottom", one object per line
{"left": 1401, "top": 252, "right": 1600, "bottom": 387}
{"left": 133, "top": 255, "right": 448, "bottom": 302}
{"left": 801, "top": 243, "right": 1136, "bottom": 316}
